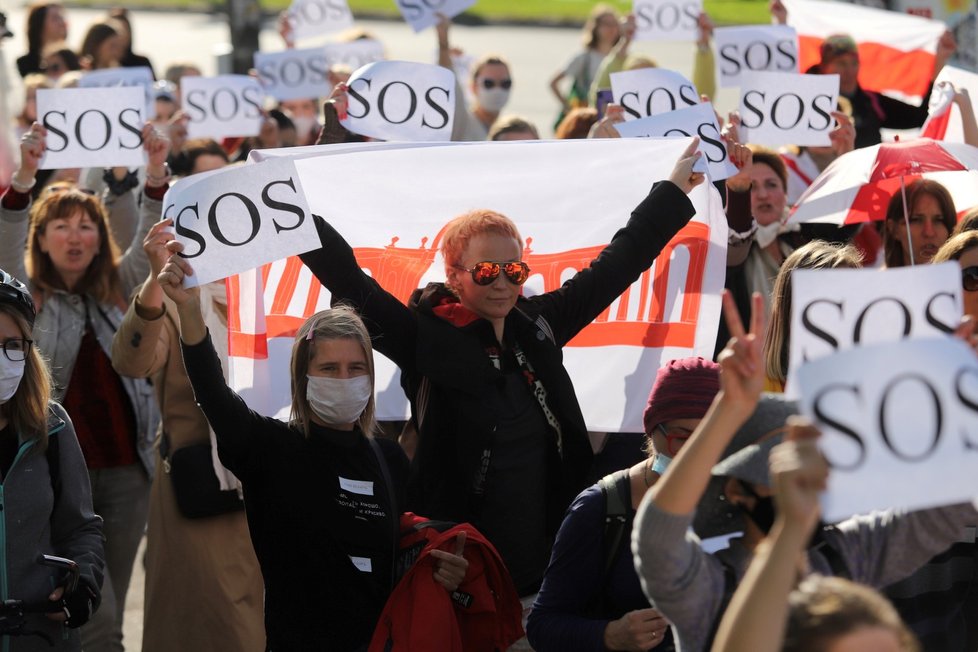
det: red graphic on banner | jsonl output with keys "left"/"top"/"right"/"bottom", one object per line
{"left": 228, "top": 221, "right": 710, "bottom": 358}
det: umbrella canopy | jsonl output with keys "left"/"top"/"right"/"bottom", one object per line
{"left": 788, "top": 138, "right": 978, "bottom": 225}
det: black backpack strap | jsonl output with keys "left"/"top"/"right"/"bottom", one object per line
{"left": 598, "top": 469, "right": 631, "bottom": 576}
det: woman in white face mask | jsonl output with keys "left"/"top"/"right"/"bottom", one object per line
{"left": 0, "top": 268, "right": 104, "bottom": 649}
{"left": 156, "top": 251, "right": 470, "bottom": 652}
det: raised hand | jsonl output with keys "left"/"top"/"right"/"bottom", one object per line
{"left": 668, "top": 137, "right": 706, "bottom": 194}
{"left": 724, "top": 139, "right": 753, "bottom": 193}
{"left": 769, "top": 417, "right": 827, "bottom": 537}
{"left": 326, "top": 82, "right": 350, "bottom": 121}
{"left": 770, "top": 0, "right": 787, "bottom": 25}
{"left": 588, "top": 103, "right": 625, "bottom": 139}
{"left": 717, "top": 291, "right": 765, "bottom": 411}
{"left": 828, "top": 111, "right": 855, "bottom": 156}
{"left": 429, "top": 531, "right": 469, "bottom": 592}
{"left": 17, "top": 122, "right": 46, "bottom": 182}
{"left": 603, "top": 607, "right": 670, "bottom": 651}
{"left": 143, "top": 218, "right": 175, "bottom": 279}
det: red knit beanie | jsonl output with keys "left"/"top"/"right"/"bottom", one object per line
{"left": 643, "top": 356, "right": 720, "bottom": 437}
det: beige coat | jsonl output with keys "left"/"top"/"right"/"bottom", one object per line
{"left": 112, "top": 291, "right": 265, "bottom": 652}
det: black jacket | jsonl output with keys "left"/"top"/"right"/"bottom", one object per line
{"left": 300, "top": 181, "right": 696, "bottom": 539}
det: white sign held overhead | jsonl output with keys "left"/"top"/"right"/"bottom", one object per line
{"left": 796, "top": 338, "right": 978, "bottom": 522}
{"left": 614, "top": 102, "right": 738, "bottom": 180}
{"left": 714, "top": 25, "right": 799, "bottom": 88}
{"left": 343, "top": 61, "right": 455, "bottom": 141}
{"left": 254, "top": 47, "right": 331, "bottom": 101}
{"left": 79, "top": 66, "right": 155, "bottom": 117}
{"left": 787, "top": 263, "right": 963, "bottom": 395}
{"left": 633, "top": 0, "right": 703, "bottom": 42}
{"left": 163, "top": 158, "right": 318, "bottom": 288}
{"left": 182, "top": 75, "right": 265, "bottom": 139}
{"left": 610, "top": 68, "right": 700, "bottom": 120}
{"left": 323, "top": 39, "right": 385, "bottom": 71}
{"left": 287, "top": 0, "right": 354, "bottom": 41}
{"left": 36, "top": 87, "right": 146, "bottom": 169}
{"left": 394, "top": 0, "right": 476, "bottom": 32}
{"left": 737, "top": 71, "right": 839, "bottom": 147}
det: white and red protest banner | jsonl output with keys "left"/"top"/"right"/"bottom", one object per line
{"left": 613, "top": 102, "right": 738, "bottom": 180}
{"left": 633, "top": 0, "right": 703, "bottom": 43}
{"left": 920, "top": 81, "right": 956, "bottom": 140}
{"left": 182, "top": 75, "right": 265, "bottom": 139}
{"left": 287, "top": 0, "right": 354, "bottom": 41}
{"left": 784, "top": 0, "right": 945, "bottom": 100}
{"left": 786, "top": 263, "right": 962, "bottom": 396}
{"left": 36, "top": 87, "right": 146, "bottom": 169}
{"left": 610, "top": 68, "right": 700, "bottom": 120}
{"left": 738, "top": 71, "right": 839, "bottom": 146}
{"left": 714, "top": 25, "right": 799, "bottom": 88}
{"left": 226, "top": 138, "right": 727, "bottom": 431}
{"left": 395, "top": 0, "right": 476, "bottom": 33}
{"left": 342, "top": 61, "right": 455, "bottom": 142}
{"left": 796, "top": 337, "right": 978, "bottom": 521}
{"left": 928, "top": 66, "right": 978, "bottom": 143}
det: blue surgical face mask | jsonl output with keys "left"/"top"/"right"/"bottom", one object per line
{"left": 651, "top": 452, "right": 672, "bottom": 475}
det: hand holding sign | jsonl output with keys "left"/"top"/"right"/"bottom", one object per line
{"left": 18, "top": 123, "right": 46, "bottom": 179}
{"left": 158, "top": 241, "right": 201, "bottom": 305}
{"left": 143, "top": 123, "right": 171, "bottom": 186}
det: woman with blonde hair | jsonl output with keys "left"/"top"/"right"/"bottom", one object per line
{"left": 550, "top": 4, "right": 621, "bottom": 119}
{"left": 156, "top": 252, "right": 468, "bottom": 651}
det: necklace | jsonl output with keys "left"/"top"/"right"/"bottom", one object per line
{"left": 644, "top": 457, "right": 654, "bottom": 487}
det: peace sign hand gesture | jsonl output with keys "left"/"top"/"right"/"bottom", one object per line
{"left": 717, "top": 291, "right": 766, "bottom": 413}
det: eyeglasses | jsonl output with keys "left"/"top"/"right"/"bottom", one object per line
{"left": 656, "top": 423, "right": 694, "bottom": 456}
{"left": 479, "top": 78, "right": 512, "bottom": 90}
{"left": 1, "top": 338, "right": 32, "bottom": 362}
{"left": 963, "top": 266, "right": 978, "bottom": 292}
{"left": 455, "top": 261, "right": 530, "bottom": 286}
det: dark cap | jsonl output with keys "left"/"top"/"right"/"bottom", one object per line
{"left": 0, "top": 269, "right": 35, "bottom": 329}
{"left": 643, "top": 356, "right": 720, "bottom": 437}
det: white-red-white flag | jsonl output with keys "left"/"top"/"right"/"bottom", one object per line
{"left": 920, "top": 81, "right": 956, "bottom": 140}
{"left": 785, "top": 0, "right": 945, "bottom": 100}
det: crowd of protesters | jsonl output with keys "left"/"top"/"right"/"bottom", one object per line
{"left": 0, "top": 0, "right": 977, "bottom": 651}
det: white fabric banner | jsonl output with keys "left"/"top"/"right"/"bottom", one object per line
{"left": 787, "top": 263, "right": 962, "bottom": 396}
{"left": 254, "top": 47, "right": 331, "bottom": 101}
{"left": 226, "top": 138, "right": 727, "bottom": 432}
{"left": 633, "top": 0, "right": 703, "bottom": 42}
{"left": 287, "top": 0, "right": 354, "bottom": 41}
{"left": 610, "top": 68, "right": 700, "bottom": 120}
{"left": 395, "top": 0, "right": 476, "bottom": 33}
{"left": 182, "top": 75, "right": 264, "bottom": 139}
{"left": 737, "top": 71, "right": 839, "bottom": 146}
{"left": 796, "top": 338, "right": 978, "bottom": 522}
{"left": 163, "top": 157, "right": 317, "bottom": 287}
{"left": 614, "top": 103, "right": 738, "bottom": 180}
{"left": 714, "top": 25, "right": 799, "bottom": 88}
{"left": 342, "top": 61, "right": 455, "bottom": 142}
{"left": 36, "top": 87, "right": 146, "bottom": 169}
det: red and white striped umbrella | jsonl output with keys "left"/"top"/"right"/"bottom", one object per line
{"left": 788, "top": 138, "right": 978, "bottom": 225}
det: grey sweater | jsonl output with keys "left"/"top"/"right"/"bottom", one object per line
{"left": 632, "top": 498, "right": 978, "bottom": 652}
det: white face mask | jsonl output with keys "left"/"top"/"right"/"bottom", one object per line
{"left": 306, "top": 375, "right": 372, "bottom": 428}
{"left": 476, "top": 86, "right": 510, "bottom": 113}
{"left": 0, "top": 356, "right": 25, "bottom": 405}
{"left": 755, "top": 217, "right": 800, "bottom": 249}
{"left": 291, "top": 115, "right": 319, "bottom": 140}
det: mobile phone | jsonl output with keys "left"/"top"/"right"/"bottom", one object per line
{"left": 595, "top": 89, "right": 614, "bottom": 120}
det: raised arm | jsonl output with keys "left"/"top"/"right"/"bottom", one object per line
{"left": 528, "top": 139, "right": 703, "bottom": 345}
{"left": 711, "top": 421, "right": 828, "bottom": 652}
{"left": 158, "top": 243, "right": 271, "bottom": 477}
{"left": 0, "top": 124, "right": 45, "bottom": 285}
{"left": 298, "top": 215, "right": 419, "bottom": 372}
{"left": 111, "top": 218, "right": 175, "bottom": 379}
{"left": 117, "top": 124, "right": 171, "bottom": 297}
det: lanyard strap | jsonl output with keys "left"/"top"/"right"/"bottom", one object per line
{"left": 511, "top": 341, "right": 564, "bottom": 458}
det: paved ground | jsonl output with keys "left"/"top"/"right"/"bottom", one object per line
{"left": 0, "top": 6, "right": 739, "bottom": 650}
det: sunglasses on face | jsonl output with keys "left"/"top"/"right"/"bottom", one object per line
{"left": 455, "top": 261, "right": 530, "bottom": 286}
{"left": 479, "top": 78, "right": 512, "bottom": 90}
{"left": 963, "top": 266, "right": 978, "bottom": 292}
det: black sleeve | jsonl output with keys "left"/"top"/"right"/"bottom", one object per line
{"left": 299, "top": 216, "right": 419, "bottom": 374}
{"left": 879, "top": 81, "right": 934, "bottom": 130}
{"left": 528, "top": 181, "right": 696, "bottom": 346}
{"left": 180, "top": 331, "right": 278, "bottom": 478}
{"left": 376, "top": 437, "right": 410, "bottom": 513}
